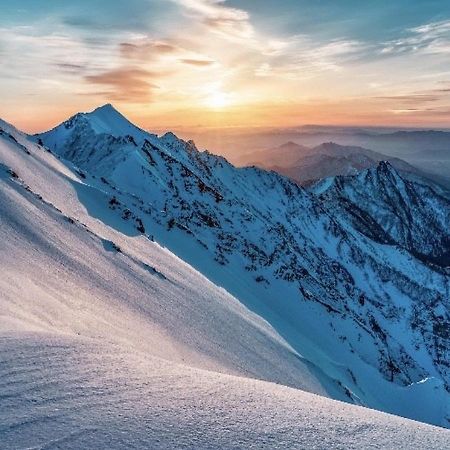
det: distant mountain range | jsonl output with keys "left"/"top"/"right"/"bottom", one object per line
{"left": 237, "top": 141, "right": 450, "bottom": 188}
{"left": 0, "top": 105, "right": 449, "bottom": 447}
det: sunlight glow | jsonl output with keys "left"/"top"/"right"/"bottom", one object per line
{"left": 205, "top": 91, "right": 231, "bottom": 110}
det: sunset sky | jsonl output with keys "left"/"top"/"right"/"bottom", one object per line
{"left": 1, "top": 0, "right": 450, "bottom": 133}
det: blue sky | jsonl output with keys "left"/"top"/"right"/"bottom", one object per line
{"left": 1, "top": 0, "right": 449, "bottom": 131}
{"left": 229, "top": 1, "right": 450, "bottom": 39}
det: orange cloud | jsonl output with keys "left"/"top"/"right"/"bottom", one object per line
{"left": 120, "top": 40, "right": 179, "bottom": 60}
{"left": 180, "top": 58, "right": 215, "bottom": 66}
{"left": 84, "top": 68, "right": 159, "bottom": 102}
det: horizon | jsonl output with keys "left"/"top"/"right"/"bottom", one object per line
{"left": 6, "top": 102, "right": 450, "bottom": 158}
{"left": 1, "top": 1, "right": 450, "bottom": 134}
{"left": 5, "top": 101, "right": 450, "bottom": 159}
{"left": 6, "top": 101, "right": 450, "bottom": 136}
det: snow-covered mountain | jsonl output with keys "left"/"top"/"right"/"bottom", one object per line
{"left": 311, "top": 162, "right": 450, "bottom": 267}
{"left": 0, "top": 105, "right": 449, "bottom": 447}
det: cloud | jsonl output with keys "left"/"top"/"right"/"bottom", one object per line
{"left": 180, "top": 58, "right": 215, "bottom": 66}
{"left": 381, "top": 20, "right": 450, "bottom": 55}
{"left": 172, "top": 0, "right": 254, "bottom": 40}
{"left": 55, "top": 63, "right": 86, "bottom": 73}
{"left": 374, "top": 94, "right": 440, "bottom": 104}
{"left": 84, "top": 67, "right": 158, "bottom": 102}
{"left": 120, "top": 40, "right": 179, "bottom": 59}
{"left": 118, "top": 35, "right": 216, "bottom": 67}
{"left": 254, "top": 38, "right": 366, "bottom": 79}
{"left": 118, "top": 33, "right": 218, "bottom": 71}
{"left": 412, "top": 20, "right": 450, "bottom": 38}
{"left": 0, "top": 26, "right": 114, "bottom": 85}
{"left": 390, "top": 107, "right": 450, "bottom": 117}
{"left": 372, "top": 87, "right": 450, "bottom": 119}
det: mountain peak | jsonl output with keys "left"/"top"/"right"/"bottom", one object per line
{"left": 377, "top": 159, "right": 392, "bottom": 170}
{"left": 83, "top": 103, "right": 138, "bottom": 136}
{"left": 93, "top": 103, "right": 116, "bottom": 113}
{"left": 375, "top": 160, "right": 399, "bottom": 177}
{"left": 35, "top": 104, "right": 150, "bottom": 162}
{"left": 40, "top": 104, "right": 147, "bottom": 143}
{"left": 317, "top": 141, "right": 339, "bottom": 149}
{"left": 89, "top": 103, "right": 123, "bottom": 120}
{"left": 161, "top": 131, "right": 179, "bottom": 142}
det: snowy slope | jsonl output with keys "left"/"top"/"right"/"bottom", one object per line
{"left": 2, "top": 334, "right": 450, "bottom": 450}
{"left": 2, "top": 113, "right": 449, "bottom": 448}
{"left": 0, "top": 118, "right": 330, "bottom": 392}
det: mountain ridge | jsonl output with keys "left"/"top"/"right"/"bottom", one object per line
{"left": 29, "top": 105, "right": 450, "bottom": 428}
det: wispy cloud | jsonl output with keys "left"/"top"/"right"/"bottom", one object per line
{"left": 55, "top": 63, "right": 86, "bottom": 74}
{"left": 173, "top": 0, "right": 254, "bottom": 40}
{"left": 180, "top": 58, "right": 215, "bottom": 66}
{"left": 381, "top": 20, "right": 450, "bottom": 55}
{"left": 254, "top": 37, "right": 366, "bottom": 79}
{"left": 120, "top": 39, "right": 179, "bottom": 59}
{"left": 84, "top": 67, "right": 159, "bottom": 102}
{"left": 0, "top": 25, "right": 116, "bottom": 81}
{"left": 374, "top": 94, "right": 441, "bottom": 104}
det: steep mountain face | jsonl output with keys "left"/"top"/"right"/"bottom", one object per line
{"left": 311, "top": 162, "right": 450, "bottom": 267}
{"left": 31, "top": 105, "right": 450, "bottom": 428}
{"left": 1, "top": 117, "right": 341, "bottom": 394}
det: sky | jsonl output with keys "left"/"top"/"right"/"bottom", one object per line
{"left": 1, "top": 0, "right": 450, "bottom": 133}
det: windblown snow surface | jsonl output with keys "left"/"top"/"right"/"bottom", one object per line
{"left": 0, "top": 109, "right": 449, "bottom": 448}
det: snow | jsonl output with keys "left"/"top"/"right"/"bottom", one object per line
{"left": 1, "top": 333, "right": 449, "bottom": 450}
{"left": 1, "top": 107, "right": 450, "bottom": 447}
{"left": 83, "top": 103, "right": 145, "bottom": 137}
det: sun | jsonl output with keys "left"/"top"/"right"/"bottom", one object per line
{"left": 205, "top": 91, "right": 230, "bottom": 110}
